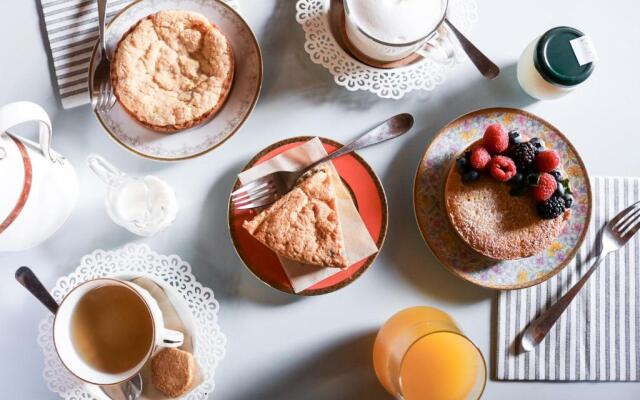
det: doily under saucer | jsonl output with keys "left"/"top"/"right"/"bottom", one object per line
{"left": 295, "top": 0, "right": 479, "bottom": 99}
{"left": 37, "top": 244, "right": 226, "bottom": 400}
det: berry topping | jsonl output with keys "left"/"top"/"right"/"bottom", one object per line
{"left": 456, "top": 156, "right": 469, "bottom": 173}
{"left": 563, "top": 194, "right": 574, "bottom": 208}
{"left": 549, "top": 170, "right": 563, "bottom": 182}
{"left": 509, "top": 172, "right": 524, "bottom": 185}
{"left": 469, "top": 146, "right": 492, "bottom": 171}
{"left": 483, "top": 124, "right": 509, "bottom": 154}
{"left": 508, "top": 130, "right": 523, "bottom": 145}
{"left": 525, "top": 172, "right": 540, "bottom": 186}
{"left": 530, "top": 173, "right": 557, "bottom": 202}
{"left": 462, "top": 170, "right": 480, "bottom": 183}
{"left": 510, "top": 142, "right": 536, "bottom": 170}
{"left": 535, "top": 150, "right": 561, "bottom": 173}
{"left": 529, "top": 137, "right": 545, "bottom": 153}
{"left": 488, "top": 155, "right": 517, "bottom": 182}
{"left": 537, "top": 195, "right": 567, "bottom": 219}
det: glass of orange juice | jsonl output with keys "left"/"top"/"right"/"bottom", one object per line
{"left": 373, "top": 306, "right": 486, "bottom": 400}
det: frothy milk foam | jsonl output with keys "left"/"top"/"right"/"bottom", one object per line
{"left": 347, "top": 0, "right": 445, "bottom": 44}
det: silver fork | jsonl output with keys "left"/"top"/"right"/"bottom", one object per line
{"left": 91, "top": 0, "right": 116, "bottom": 112}
{"left": 231, "top": 113, "right": 414, "bottom": 210}
{"left": 521, "top": 200, "right": 640, "bottom": 352}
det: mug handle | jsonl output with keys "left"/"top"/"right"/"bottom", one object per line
{"left": 0, "top": 101, "right": 55, "bottom": 162}
{"left": 159, "top": 328, "right": 184, "bottom": 348}
{"left": 415, "top": 25, "right": 459, "bottom": 64}
{"left": 87, "top": 153, "right": 125, "bottom": 186}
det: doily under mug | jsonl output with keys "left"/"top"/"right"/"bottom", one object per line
{"left": 295, "top": 0, "right": 479, "bottom": 99}
{"left": 37, "top": 244, "right": 226, "bottom": 400}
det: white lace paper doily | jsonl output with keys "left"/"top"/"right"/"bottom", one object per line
{"left": 37, "top": 244, "right": 226, "bottom": 400}
{"left": 295, "top": 0, "right": 478, "bottom": 99}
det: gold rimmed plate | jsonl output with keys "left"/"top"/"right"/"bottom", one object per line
{"left": 413, "top": 108, "right": 592, "bottom": 290}
{"left": 228, "top": 136, "right": 388, "bottom": 296}
{"left": 88, "top": 0, "right": 262, "bottom": 162}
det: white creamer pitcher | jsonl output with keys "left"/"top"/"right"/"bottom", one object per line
{"left": 0, "top": 101, "right": 78, "bottom": 251}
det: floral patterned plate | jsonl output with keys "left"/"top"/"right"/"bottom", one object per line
{"left": 89, "top": 0, "right": 262, "bottom": 161}
{"left": 414, "top": 108, "right": 592, "bottom": 290}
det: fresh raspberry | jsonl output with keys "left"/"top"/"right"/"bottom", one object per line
{"left": 488, "top": 155, "right": 517, "bottom": 182}
{"left": 482, "top": 123, "right": 509, "bottom": 154}
{"left": 530, "top": 173, "right": 557, "bottom": 202}
{"left": 469, "top": 146, "right": 491, "bottom": 171}
{"left": 535, "top": 150, "right": 561, "bottom": 173}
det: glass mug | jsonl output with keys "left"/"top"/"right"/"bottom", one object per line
{"left": 343, "top": 0, "right": 457, "bottom": 63}
{"left": 53, "top": 278, "right": 184, "bottom": 385}
{"left": 373, "top": 306, "right": 486, "bottom": 400}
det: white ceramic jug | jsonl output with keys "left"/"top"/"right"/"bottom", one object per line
{"left": 0, "top": 101, "right": 78, "bottom": 252}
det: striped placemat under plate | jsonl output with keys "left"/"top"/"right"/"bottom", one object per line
{"left": 40, "top": 0, "right": 239, "bottom": 109}
{"left": 496, "top": 176, "right": 640, "bottom": 381}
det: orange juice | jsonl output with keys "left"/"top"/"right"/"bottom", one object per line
{"left": 373, "top": 307, "right": 486, "bottom": 400}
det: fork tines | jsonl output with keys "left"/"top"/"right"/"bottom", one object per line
{"left": 612, "top": 201, "right": 640, "bottom": 239}
{"left": 231, "top": 177, "right": 278, "bottom": 210}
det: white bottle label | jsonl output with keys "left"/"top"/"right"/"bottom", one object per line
{"left": 570, "top": 35, "right": 598, "bottom": 66}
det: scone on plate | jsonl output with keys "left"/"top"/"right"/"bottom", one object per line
{"left": 445, "top": 124, "right": 573, "bottom": 260}
{"left": 111, "top": 10, "right": 234, "bottom": 132}
{"left": 243, "top": 163, "right": 349, "bottom": 269}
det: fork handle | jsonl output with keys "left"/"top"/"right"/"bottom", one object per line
{"left": 97, "top": 0, "right": 108, "bottom": 58}
{"left": 521, "top": 254, "right": 605, "bottom": 351}
{"left": 306, "top": 113, "right": 413, "bottom": 171}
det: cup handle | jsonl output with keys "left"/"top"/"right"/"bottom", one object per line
{"left": 159, "top": 328, "right": 184, "bottom": 348}
{"left": 415, "top": 25, "right": 459, "bottom": 64}
{"left": 87, "top": 153, "right": 124, "bottom": 186}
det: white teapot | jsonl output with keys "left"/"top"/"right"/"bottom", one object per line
{"left": 0, "top": 101, "right": 78, "bottom": 252}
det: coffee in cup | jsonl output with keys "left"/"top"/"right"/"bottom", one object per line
{"left": 53, "top": 278, "right": 183, "bottom": 385}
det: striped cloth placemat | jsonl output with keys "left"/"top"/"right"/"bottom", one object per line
{"left": 40, "top": 0, "right": 240, "bottom": 109}
{"left": 496, "top": 176, "right": 640, "bottom": 381}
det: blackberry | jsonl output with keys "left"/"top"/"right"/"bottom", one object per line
{"left": 537, "top": 196, "right": 566, "bottom": 219}
{"left": 508, "top": 130, "right": 523, "bottom": 145}
{"left": 462, "top": 170, "right": 480, "bottom": 183}
{"left": 563, "top": 194, "right": 574, "bottom": 208}
{"left": 510, "top": 142, "right": 536, "bottom": 170}
{"left": 529, "top": 137, "right": 545, "bottom": 153}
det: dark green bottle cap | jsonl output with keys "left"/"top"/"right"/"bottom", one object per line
{"left": 534, "top": 26, "right": 595, "bottom": 87}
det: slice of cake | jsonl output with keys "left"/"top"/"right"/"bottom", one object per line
{"left": 243, "top": 163, "right": 349, "bottom": 268}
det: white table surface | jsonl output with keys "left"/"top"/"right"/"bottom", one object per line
{"left": 1, "top": 0, "right": 639, "bottom": 399}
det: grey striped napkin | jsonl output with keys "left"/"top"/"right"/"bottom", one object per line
{"left": 496, "top": 176, "right": 640, "bottom": 381}
{"left": 40, "top": 0, "right": 239, "bottom": 109}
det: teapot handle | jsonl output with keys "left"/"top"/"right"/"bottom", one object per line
{"left": 0, "top": 101, "right": 54, "bottom": 162}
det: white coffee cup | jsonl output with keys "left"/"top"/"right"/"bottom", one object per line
{"left": 53, "top": 278, "right": 184, "bottom": 385}
{"left": 344, "top": 0, "right": 458, "bottom": 63}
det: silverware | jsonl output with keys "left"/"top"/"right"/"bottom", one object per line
{"left": 15, "top": 267, "right": 142, "bottom": 400}
{"left": 521, "top": 201, "right": 640, "bottom": 352}
{"left": 444, "top": 18, "right": 500, "bottom": 80}
{"left": 231, "top": 113, "right": 414, "bottom": 210}
{"left": 91, "top": 0, "right": 116, "bottom": 112}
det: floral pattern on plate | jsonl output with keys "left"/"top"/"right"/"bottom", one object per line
{"left": 414, "top": 108, "right": 592, "bottom": 289}
{"left": 90, "top": 0, "right": 262, "bottom": 161}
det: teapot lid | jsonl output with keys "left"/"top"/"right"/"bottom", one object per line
{"left": 0, "top": 134, "right": 32, "bottom": 235}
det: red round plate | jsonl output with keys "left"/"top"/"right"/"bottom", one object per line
{"left": 228, "top": 136, "right": 388, "bottom": 295}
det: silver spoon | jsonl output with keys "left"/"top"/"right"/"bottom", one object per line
{"left": 15, "top": 267, "right": 143, "bottom": 400}
{"left": 444, "top": 18, "right": 500, "bottom": 80}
